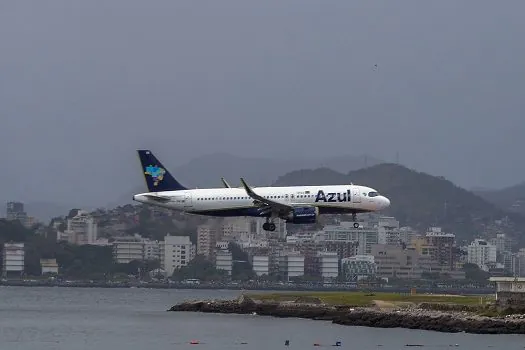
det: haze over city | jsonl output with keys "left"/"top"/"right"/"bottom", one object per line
{"left": 1, "top": 0, "right": 524, "bottom": 208}
{"left": 4, "top": 2, "right": 525, "bottom": 346}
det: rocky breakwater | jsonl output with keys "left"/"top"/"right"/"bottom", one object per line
{"left": 168, "top": 296, "right": 525, "bottom": 334}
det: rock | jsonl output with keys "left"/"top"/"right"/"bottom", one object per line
{"left": 167, "top": 298, "right": 525, "bottom": 334}
{"left": 237, "top": 294, "right": 256, "bottom": 307}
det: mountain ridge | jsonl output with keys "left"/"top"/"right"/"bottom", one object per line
{"left": 274, "top": 163, "right": 523, "bottom": 242}
{"left": 474, "top": 181, "right": 525, "bottom": 215}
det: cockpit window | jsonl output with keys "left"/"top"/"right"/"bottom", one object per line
{"left": 368, "top": 191, "right": 379, "bottom": 197}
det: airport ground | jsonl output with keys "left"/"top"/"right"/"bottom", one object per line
{"left": 244, "top": 290, "right": 493, "bottom": 307}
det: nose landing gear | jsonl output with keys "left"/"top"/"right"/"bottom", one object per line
{"left": 352, "top": 212, "right": 359, "bottom": 228}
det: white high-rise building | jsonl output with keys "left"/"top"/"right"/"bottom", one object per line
{"left": 144, "top": 240, "right": 161, "bottom": 261}
{"left": 467, "top": 239, "right": 497, "bottom": 271}
{"left": 252, "top": 255, "right": 269, "bottom": 276}
{"left": 222, "top": 218, "right": 252, "bottom": 241}
{"left": 2, "top": 242, "right": 24, "bottom": 277}
{"left": 341, "top": 255, "right": 377, "bottom": 281}
{"left": 513, "top": 249, "right": 525, "bottom": 277}
{"left": 112, "top": 235, "right": 161, "bottom": 264}
{"left": 399, "top": 227, "right": 417, "bottom": 246}
{"left": 161, "top": 235, "right": 195, "bottom": 277}
{"left": 215, "top": 250, "right": 233, "bottom": 275}
{"left": 62, "top": 210, "right": 98, "bottom": 245}
{"left": 279, "top": 252, "right": 304, "bottom": 280}
{"left": 317, "top": 251, "right": 339, "bottom": 279}
{"left": 377, "top": 217, "right": 400, "bottom": 245}
{"left": 490, "top": 233, "right": 512, "bottom": 255}
{"left": 113, "top": 236, "right": 144, "bottom": 264}
{"left": 321, "top": 221, "right": 379, "bottom": 255}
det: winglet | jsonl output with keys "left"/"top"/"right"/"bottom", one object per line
{"left": 239, "top": 177, "right": 253, "bottom": 195}
{"left": 221, "top": 177, "right": 231, "bottom": 188}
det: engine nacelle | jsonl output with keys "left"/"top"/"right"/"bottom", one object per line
{"left": 285, "top": 207, "right": 319, "bottom": 224}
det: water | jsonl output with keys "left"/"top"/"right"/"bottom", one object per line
{"left": 0, "top": 286, "right": 523, "bottom": 349}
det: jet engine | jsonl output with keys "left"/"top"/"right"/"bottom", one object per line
{"left": 284, "top": 207, "right": 319, "bottom": 224}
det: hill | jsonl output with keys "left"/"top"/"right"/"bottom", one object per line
{"left": 273, "top": 168, "right": 351, "bottom": 187}
{"left": 169, "top": 153, "right": 382, "bottom": 188}
{"left": 474, "top": 182, "right": 525, "bottom": 215}
{"left": 274, "top": 163, "right": 522, "bottom": 241}
{"left": 0, "top": 201, "right": 94, "bottom": 225}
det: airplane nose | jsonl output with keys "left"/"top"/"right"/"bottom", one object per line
{"left": 381, "top": 196, "right": 390, "bottom": 208}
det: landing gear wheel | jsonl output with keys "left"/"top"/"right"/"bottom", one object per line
{"left": 353, "top": 222, "right": 359, "bottom": 229}
{"left": 268, "top": 223, "right": 276, "bottom": 231}
{"left": 262, "top": 223, "right": 270, "bottom": 231}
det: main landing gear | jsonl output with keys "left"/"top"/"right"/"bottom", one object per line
{"left": 262, "top": 221, "right": 276, "bottom": 231}
{"left": 352, "top": 212, "right": 360, "bottom": 229}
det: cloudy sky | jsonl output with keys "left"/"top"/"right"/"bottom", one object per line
{"left": 1, "top": 0, "right": 524, "bottom": 206}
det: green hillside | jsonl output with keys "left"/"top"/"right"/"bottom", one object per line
{"left": 273, "top": 163, "right": 522, "bottom": 241}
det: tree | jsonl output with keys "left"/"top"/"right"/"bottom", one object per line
{"left": 462, "top": 263, "right": 490, "bottom": 282}
{"left": 0, "top": 219, "right": 33, "bottom": 244}
{"left": 55, "top": 244, "right": 115, "bottom": 279}
{"left": 228, "top": 242, "right": 255, "bottom": 281}
{"left": 171, "top": 255, "right": 227, "bottom": 281}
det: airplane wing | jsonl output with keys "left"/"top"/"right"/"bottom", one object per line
{"left": 221, "top": 177, "right": 231, "bottom": 188}
{"left": 143, "top": 194, "right": 171, "bottom": 203}
{"left": 239, "top": 177, "right": 292, "bottom": 213}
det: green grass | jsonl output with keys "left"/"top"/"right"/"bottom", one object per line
{"left": 245, "top": 291, "right": 494, "bottom": 307}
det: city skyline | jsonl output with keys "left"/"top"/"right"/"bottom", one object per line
{"left": 2, "top": 202, "right": 519, "bottom": 282}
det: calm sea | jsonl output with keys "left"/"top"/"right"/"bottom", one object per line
{"left": 0, "top": 286, "right": 523, "bottom": 349}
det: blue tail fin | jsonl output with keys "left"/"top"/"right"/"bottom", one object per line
{"left": 137, "top": 150, "right": 187, "bottom": 192}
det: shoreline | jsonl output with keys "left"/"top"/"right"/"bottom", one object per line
{"left": 0, "top": 281, "right": 495, "bottom": 294}
{"left": 168, "top": 297, "right": 525, "bottom": 334}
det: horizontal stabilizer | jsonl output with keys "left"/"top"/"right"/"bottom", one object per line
{"left": 143, "top": 194, "right": 171, "bottom": 203}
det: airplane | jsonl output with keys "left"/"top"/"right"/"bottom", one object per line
{"left": 132, "top": 150, "right": 391, "bottom": 232}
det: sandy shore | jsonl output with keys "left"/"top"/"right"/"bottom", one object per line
{"left": 168, "top": 296, "right": 525, "bottom": 334}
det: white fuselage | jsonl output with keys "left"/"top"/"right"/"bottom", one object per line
{"left": 133, "top": 184, "right": 390, "bottom": 217}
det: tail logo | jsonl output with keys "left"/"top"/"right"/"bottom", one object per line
{"left": 144, "top": 165, "right": 166, "bottom": 186}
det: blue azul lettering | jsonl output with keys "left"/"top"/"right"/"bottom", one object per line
{"left": 315, "top": 190, "right": 351, "bottom": 202}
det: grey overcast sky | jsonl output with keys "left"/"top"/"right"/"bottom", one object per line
{"left": 1, "top": 0, "right": 524, "bottom": 206}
